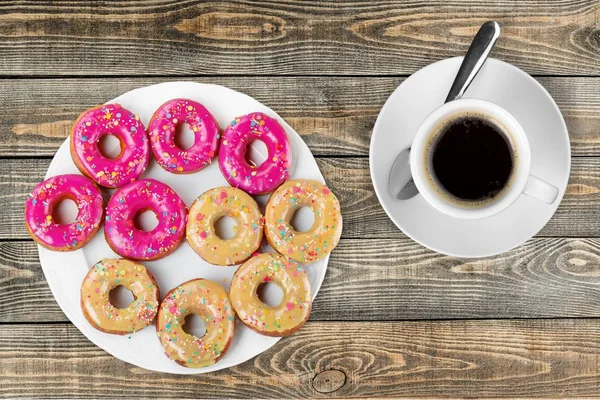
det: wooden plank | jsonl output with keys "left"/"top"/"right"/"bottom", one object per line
{"left": 0, "top": 77, "right": 384, "bottom": 157}
{"left": 0, "top": 76, "right": 599, "bottom": 157}
{"left": 316, "top": 157, "right": 600, "bottom": 239}
{"left": 5, "top": 157, "right": 600, "bottom": 240}
{"left": 2, "top": 320, "right": 600, "bottom": 397}
{"left": 0, "top": 241, "right": 61, "bottom": 322}
{"left": 6, "top": 237, "right": 600, "bottom": 323}
{"left": 0, "top": 1, "right": 599, "bottom": 76}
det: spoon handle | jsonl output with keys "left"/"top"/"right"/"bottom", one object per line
{"left": 445, "top": 21, "right": 501, "bottom": 103}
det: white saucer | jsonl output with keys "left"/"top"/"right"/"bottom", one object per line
{"left": 370, "top": 57, "right": 571, "bottom": 258}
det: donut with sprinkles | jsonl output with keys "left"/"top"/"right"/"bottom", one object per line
{"left": 25, "top": 174, "right": 103, "bottom": 251}
{"left": 187, "top": 186, "right": 263, "bottom": 266}
{"left": 148, "top": 99, "right": 220, "bottom": 174}
{"left": 264, "top": 180, "right": 342, "bottom": 264}
{"left": 218, "top": 112, "right": 292, "bottom": 195}
{"left": 229, "top": 253, "right": 311, "bottom": 337}
{"left": 104, "top": 179, "right": 187, "bottom": 261}
{"left": 81, "top": 258, "right": 160, "bottom": 335}
{"left": 156, "top": 279, "right": 235, "bottom": 368}
{"left": 70, "top": 104, "right": 150, "bottom": 188}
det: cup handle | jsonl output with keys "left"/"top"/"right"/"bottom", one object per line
{"left": 522, "top": 175, "right": 559, "bottom": 204}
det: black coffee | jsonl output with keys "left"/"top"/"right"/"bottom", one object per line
{"left": 430, "top": 114, "right": 513, "bottom": 202}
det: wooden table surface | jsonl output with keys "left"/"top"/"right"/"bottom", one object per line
{"left": 3, "top": 0, "right": 600, "bottom": 398}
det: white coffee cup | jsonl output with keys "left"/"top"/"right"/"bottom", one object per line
{"left": 410, "top": 98, "right": 559, "bottom": 220}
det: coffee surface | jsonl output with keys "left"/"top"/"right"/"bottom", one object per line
{"left": 431, "top": 115, "right": 513, "bottom": 201}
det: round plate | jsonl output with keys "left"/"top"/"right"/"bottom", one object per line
{"left": 39, "top": 82, "right": 329, "bottom": 374}
{"left": 370, "top": 57, "right": 571, "bottom": 258}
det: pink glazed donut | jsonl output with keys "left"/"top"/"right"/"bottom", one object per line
{"left": 148, "top": 99, "right": 220, "bottom": 174}
{"left": 104, "top": 179, "right": 187, "bottom": 261}
{"left": 24, "top": 174, "right": 104, "bottom": 251}
{"left": 71, "top": 104, "right": 150, "bottom": 188}
{"left": 219, "top": 112, "right": 292, "bottom": 195}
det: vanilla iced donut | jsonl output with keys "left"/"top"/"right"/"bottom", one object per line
{"left": 187, "top": 187, "right": 263, "bottom": 266}
{"left": 229, "top": 253, "right": 311, "bottom": 336}
{"left": 264, "top": 180, "right": 342, "bottom": 263}
{"left": 80, "top": 258, "right": 160, "bottom": 335}
{"left": 156, "top": 279, "right": 235, "bottom": 368}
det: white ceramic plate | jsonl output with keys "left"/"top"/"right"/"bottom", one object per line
{"left": 39, "top": 82, "right": 329, "bottom": 374}
{"left": 370, "top": 57, "right": 571, "bottom": 257}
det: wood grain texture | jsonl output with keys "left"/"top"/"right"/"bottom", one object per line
{"left": 0, "top": 1, "right": 599, "bottom": 76}
{"left": 0, "top": 241, "right": 58, "bottom": 323}
{"left": 0, "top": 77, "right": 381, "bottom": 157}
{"left": 5, "top": 157, "right": 600, "bottom": 240}
{"left": 0, "top": 76, "right": 600, "bottom": 157}
{"left": 7, "top": 238, "right": 600, "bottom": 323}
{"left": 2, "top": 320, "right": 600, "bottom": 398}
{"left": 311, "top": 157, "right": 600, "bottom": 239}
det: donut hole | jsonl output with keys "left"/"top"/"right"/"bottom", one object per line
{"left": 257, "top": 282, "right": 284, "bottom": 307}
{"left": 214, "top": 216, "right": 237, "bottom": 240}
{"left": 174, "top": 123, "right": 195, "bottom": 151}
{"left": 109, "top": 285, "right": 134, "bottom": 309}
{"left": 51, "top": 197, "right": 78, "bottom": 225}
{"left": 182, "top": 313, "right": 207, "bottom": 338}
{"left": 134, "top": 209, "right": 159, "bottom": 232}
{"left": 290, "top": 206, "right": 315, "bottom": 233}
{"left": 98, "top": 134, "right": 123, "bottom": 159}
{"left": 244, "top": 139, "right": 268, "bottom": 168}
